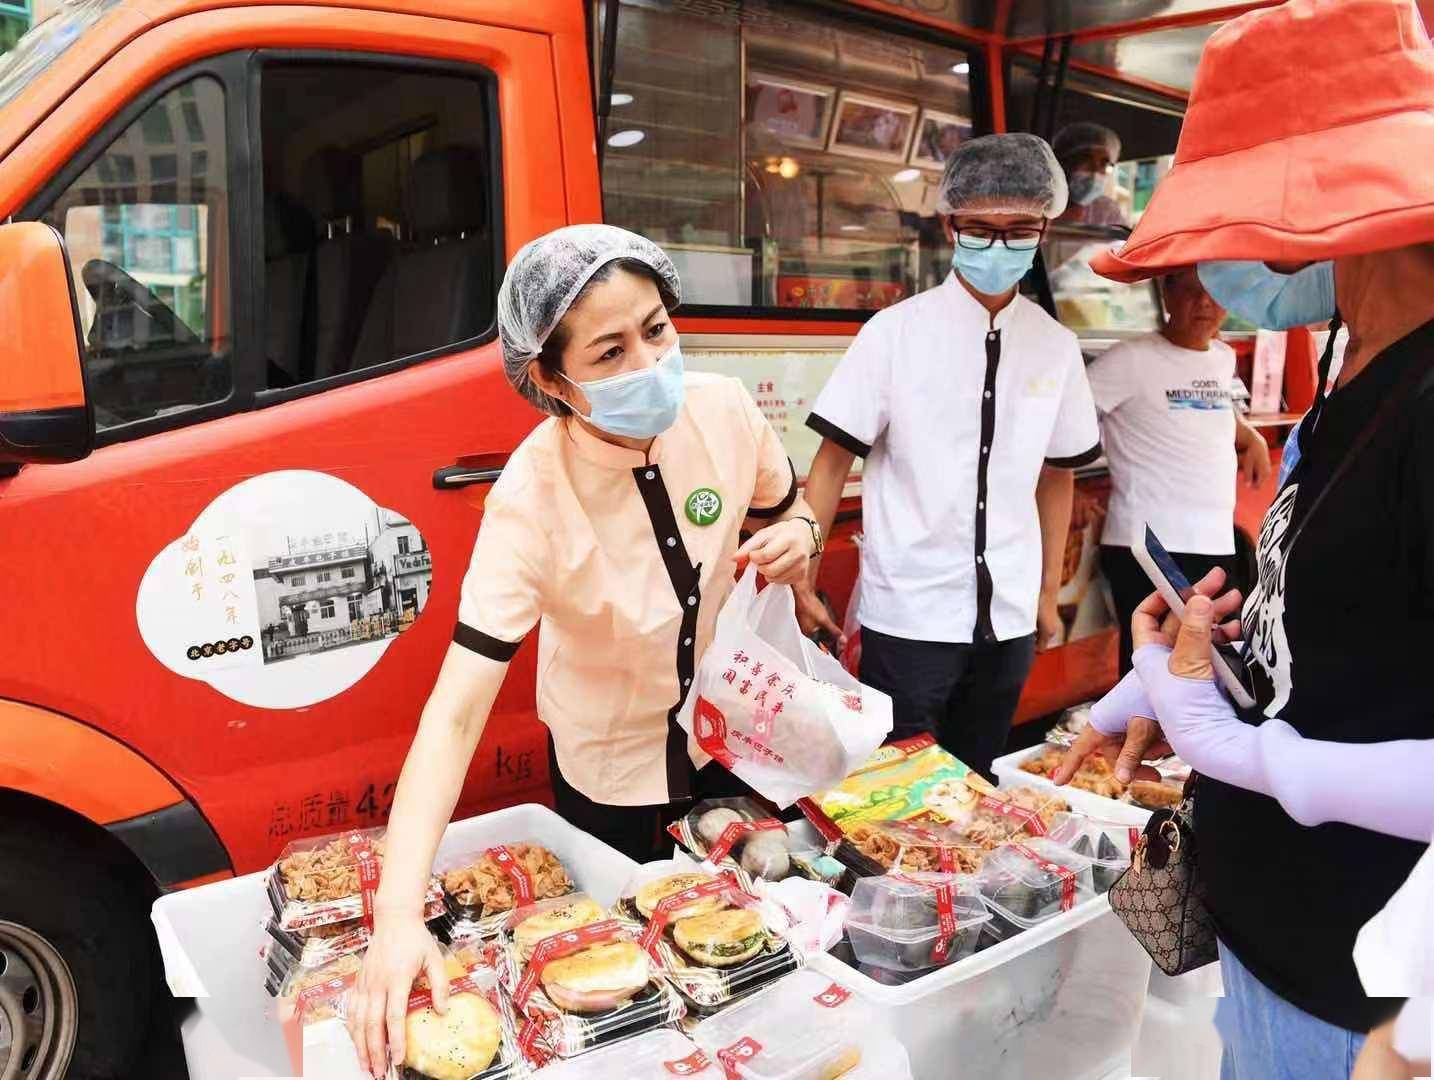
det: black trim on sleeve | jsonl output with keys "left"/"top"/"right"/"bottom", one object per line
{"left": 746, "top": 458, "right": 799, "bottom": 519}
{"left": 1046, "top": 442, "right": 1103, "bottom": 469}
{"left": 632, "top": 464, "right": 701, "bottom": 803}
{"left": 453, "top": 622, "right": 523, "bottom": 662}
{"left": 805, "top": 413, "right": 872, "bottom": 459}
{"left": 972, "top": 329, "right": 1001, "bottom": 644}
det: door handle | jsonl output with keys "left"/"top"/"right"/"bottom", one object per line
{"left": 433, "top": 463, "right": 504, "bottom": 489}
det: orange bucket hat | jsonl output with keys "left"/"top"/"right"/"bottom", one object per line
{"left": 1092, "top": 0, "right": 1434, "bottom": 283}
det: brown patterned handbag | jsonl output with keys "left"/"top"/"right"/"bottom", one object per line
{"left": 1107, "top": 777, "right": 1218, "bottom": 975}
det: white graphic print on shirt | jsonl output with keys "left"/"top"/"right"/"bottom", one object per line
{"left": 1244, "top": 482, "right": 1298, "bottom": 717}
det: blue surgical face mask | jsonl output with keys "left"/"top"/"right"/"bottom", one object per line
{"left": 952, "top": 243, "right": 1039, "bottom": 297}
{"left": 1196, "top": 260, "right": 1336, "bottom": 330}
{"left": 562, "top": 344, "right": 685, "bottom": 439}
{"left": 1067, "top": 170, "right": 1104, "bottom": 207}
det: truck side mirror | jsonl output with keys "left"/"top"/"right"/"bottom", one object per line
{"left": 0, "top": 221, "right": 93, "bottom": 464}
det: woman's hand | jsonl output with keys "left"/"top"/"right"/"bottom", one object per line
{"left": 735, "top": 520, "right": 813, "bottom": 586}
{"left": 346, "top": 912, "right": 449, "bottom": 1078}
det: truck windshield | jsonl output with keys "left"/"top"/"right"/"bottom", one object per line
{"left": 0, "top": 0, "right": 123, "bottom": 113}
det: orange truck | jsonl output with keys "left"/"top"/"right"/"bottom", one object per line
{"left": 0, "top": 1, "right": 1288, "bottom": 1074}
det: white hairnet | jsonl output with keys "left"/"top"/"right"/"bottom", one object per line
{"left": 497, "top": 223, "right": 681, "bottom": 415}
{"left": 936, "top": 133, "right": 1069, "bottom": 219}
{"left": 1052, "top": 122, "right": 1122, "bottom": 167}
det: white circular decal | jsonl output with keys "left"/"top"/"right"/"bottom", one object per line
{"left": 136, "top": 470, "right": 432, "bottom": 709}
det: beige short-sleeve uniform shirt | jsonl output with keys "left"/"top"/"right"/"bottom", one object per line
{"left": 455, "top": 373, "right": 797, "bottom": 806}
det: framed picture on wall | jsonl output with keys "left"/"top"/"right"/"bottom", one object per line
{"left": 826, "top": 92, "right": 918, "bottom": 163}
{"left": 746, "top": 73, "right": 836, "bottom": 150}
{"left": 910, "top": 108, "right": 972, "bottom": 170}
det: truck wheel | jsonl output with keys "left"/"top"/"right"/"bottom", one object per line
{"left": 0, "top": 822, "right": 156, "bottom": 1079}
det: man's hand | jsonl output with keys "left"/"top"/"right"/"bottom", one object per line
{"left": 1055, "top": 715, "right": 1172, "bottom": 786}
{"left": 1239, "top": 435, "right": 1272, "bottom": 488}
{"left": 735, "top": 520, "right": 812, "bottom": 586}
{"left": 1036, "top": 589, "right": 1062, "bottom": 652}
{"left": 794, "top": 581, "right": 846, "bottom": 652}
{"left": 1353, "top": 1017, "right": 1427, "bottom": 1080}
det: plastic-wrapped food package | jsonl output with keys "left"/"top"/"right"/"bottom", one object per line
{"left": 846, "top": 872, "right": 991, "bottom": 972}
{"left": 437, "top": 842, "right": 575, "bottom": 938}
{"left": 678, "top": 566, "right": 893, "bottom": 807}
{"left": 668, "top": 797, "right": 796, "bottom": 885}
{"left": 836, "top": 819, "right": 985, "bottom": 878}
{"left": 691, "top": 969, "right": 912, "bottom": 1080}
{"left": 976, "top": 838, "right": 1096, "bottom": 929}
{"left": 529, "top": 1027, "right": 721, "bottom": 1078}
{"left": 1045, "top": 812, "right": 1138, "bottom": 893}
{"left": 269, "top": 827, "right": 445, "bottom": 933}
{"left": 616, "top": 862, "right": 801, "bottom": 1016}
{"left": 263, "top": 899, "right": 448, "bottom": 993}
{"left": 502, "top": 893, "right": 609, "bottom": 962}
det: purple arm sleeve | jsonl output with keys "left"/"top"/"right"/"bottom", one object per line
{"left": 1089, "top": 669, "right": 1154, "bottom": 737}
{"left": 1133, "top": 645, "right": 1434, "bottom": 843}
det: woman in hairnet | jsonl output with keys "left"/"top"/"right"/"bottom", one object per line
{"left": 796, "top": 133, "right": 1100, "bottom": 782}
{"left": 1052, "top": 121, "right": 1127, "bottom": 227}
{"left": 345, "top": 223, "right": 822, "bottom": 1076}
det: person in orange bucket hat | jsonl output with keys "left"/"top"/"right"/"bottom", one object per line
{"left": 1053, "top": 2, "right": 1434, "bottom": 1077}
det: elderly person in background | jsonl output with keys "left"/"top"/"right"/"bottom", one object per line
{"left": 1053, "top": 121, "right": 1127, "bottom": 227}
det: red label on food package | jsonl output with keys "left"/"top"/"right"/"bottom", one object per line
{"left": 484, "top": 845, "right": 535, "bottom": 905}
{"left": 886, "top": 873, "right": 960, "bottom": 962}
{"left": 813, "top": 982, "right": 851, "bottom": 1008}
{"left": 345, "top": 831, "right": 382, "bottom": 931}
{"left": 979, "top": 795, "right": 1047, "bottom": 837}
{"left": 295, "top": 972, "right": 357, "bottom": 1019}
{"left": 513, "top": 918, "right": 628, "bottom": 1012}
{"left": 517, "top": 1017, "right": 554, "bottom": 1068}
{"left": 693, "top": 697, "right": 740, "bottom": 769}
{"left": 895, "top": 823, "right": 959, "bottom": 871}
{"left": 639, "top": 874, "right": 741, "bottom": 959}
{"left": 717, "top": 1036, "right": 763, "bottom": 1080}
{"left": 1011, "top": 843, "right": 1077, "bottom": 911}
{"left": 705, "top": 818, "right": 785, "bottom": 864}
{"left": 405, "top": 970, "right": 484, "bottom": 1015}
{"left": 795, "top": 797, "right": 843, "bottom": 845}
{"left": 665, "top": 1048, "right": 715, "bottom": 1075}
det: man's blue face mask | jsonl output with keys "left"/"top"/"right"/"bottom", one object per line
{"left": 1197, "top": 260, "right": 1336, "bottom": 330}
{"left": 952, "top": 242, "right": 1039, "bottom": 296}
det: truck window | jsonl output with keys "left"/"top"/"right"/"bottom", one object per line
{"left": 598, "top": 2, "right": 973, "bottom": 315}
{"left": 257, "top": 60, "right": 496, "bottom": 390}
{"left": 37, "top": 76, "right": 231, "bottom": 432}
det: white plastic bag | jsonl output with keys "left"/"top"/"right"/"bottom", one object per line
{"left": 679, "top": 565, "right": 892, "bottom": 807}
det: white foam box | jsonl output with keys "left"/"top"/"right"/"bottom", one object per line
{"left": 992, "top": 745, "right": 1153, "bottom": 827}
{"left": 151, "top": 803, "right": 639, "bottom": 1080}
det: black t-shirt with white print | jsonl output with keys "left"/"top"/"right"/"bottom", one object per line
{"left": 1197, "top": 320, "right": 1434, "bottom": 1033}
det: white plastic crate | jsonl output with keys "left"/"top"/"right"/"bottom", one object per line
{"left": 992, "top": 745, "right": 1154, "bottom": 827}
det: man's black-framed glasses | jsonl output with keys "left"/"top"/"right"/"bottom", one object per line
{"left": 951, "top": 220, "right": 1047, "bottom": 252}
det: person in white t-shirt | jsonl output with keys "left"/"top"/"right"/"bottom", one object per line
{"left": 1087, "top": 266, "right": 1271, "bottom": 672}
{"left": 795, "top": 134, "right": 1100, "bottom": 780}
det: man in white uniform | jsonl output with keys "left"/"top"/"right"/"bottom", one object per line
{"left": 1088, "top": 266, "right": 1271, "bottom": 672}
{"left": 796, "top": 134, "right": 1100, "bottom": 780}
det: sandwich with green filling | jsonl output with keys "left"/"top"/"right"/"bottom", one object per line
{"left": 671, "top": 908, "right": 766, "bottom": 968}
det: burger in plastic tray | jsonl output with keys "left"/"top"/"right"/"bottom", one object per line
{"left": 834, "top": 819, "right": 985, "bottom": 880}
{"left": 1045, "top": 811, "right": 1138, "bottom": 893}
{"left": 437, "top": 841, "right": 574, "bottom": 939}
{"left": 845, "top": 871, "right": 991, "bottom": 973}
{"left": 528, "top": 1027, "right": 723, "bottom": 1079}
{"left": 276, "top": 940, "right": 521, "bottom": 1080}
{"left": 975, "top": 837, "right": 1095, "bottom": 933}
{"left": 690, "top": 969, "right": 912, "bottom": 1079}
{"left": 269, "top": 826, "right": 445, "bottom": 933}
{"left": 616, "top": 862, "right": 800, "bottom": 1016}
{"left": 668, "top": 796, "right": 799, "bottom": 885}
{"left": 499, "top": 916, "right": 685, "bottom": 1067}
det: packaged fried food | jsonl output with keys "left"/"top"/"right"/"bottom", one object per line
{"left": 269, "top": 827, "right": 445, "bottom": 933}
{"left": 1129, "top": 780, "right": 1183, "bottom": 810}
{"left": 840, "top": 820, "right": 985, "bottom": 875}
{"left": 439, "top": 842, "right": 573, "bottom": 917}
{"left": 1018, "top": 746, "right": 1127, "bottom": 799}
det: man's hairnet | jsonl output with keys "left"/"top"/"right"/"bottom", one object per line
{"left": 1052, "top": 122, "right": 1122, "bottom": 168}
{"left": 936, "top": 133, "right": 1069, "bottom": 219}
{"left": 497, "top": 223, "right": 682, "bottom": 415}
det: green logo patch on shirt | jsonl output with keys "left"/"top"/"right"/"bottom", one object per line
{"left": 685, "top": 487, "right": 723, "bottom": 526}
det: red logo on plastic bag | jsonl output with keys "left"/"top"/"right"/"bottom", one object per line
{"left": 693, "top": 697, "right": 738, "bottom": 769}
{"left": 717, "top": 1037, "right": 763, "bottom": 1080}
{"left": 665, "top": 1048, "right": 714, "bottom": 1075}
{"left": 705, "top": 818, "right": 785, "bottom": 865}
{"left": 813, "top": 982, "right": 851, "bottom": 1008}
{"left": 841, "top": 692, "right": 863, "bottom": 713}
{"left": 512, "top": 918, "right": 628, "bottom": 1012}
{"left": 978, "top": 795, "right": 1047, "bottom": 837}
{"left": 345, "top": 831, "right": 381, "bottom": 931}
{"left": 639, "top": 874, "right": 742, "bottom": 959}
{"left": 1011, "top": 843, "right": 1077, "bottom": 911}
{"left": 484, "top": 845, "right": 534, "bottom": 905}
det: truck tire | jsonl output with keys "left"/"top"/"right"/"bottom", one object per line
{"left": 0, "top": 820, "right": 156, "bottom": 1079}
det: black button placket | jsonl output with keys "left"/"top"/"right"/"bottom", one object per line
{"left": 973, "top": 328, "right": 1001, "bottom": 644}
{"left": 632, "top": 463, "right": 700, "bottom": 802}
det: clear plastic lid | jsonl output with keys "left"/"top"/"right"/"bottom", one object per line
{"left": 976, "top": 838, "right": 1095, "bottom": 921}
{"left": 838, "top": 818, "right": 984, "bottom": 875}
{"left": 502, "top": 893, "right": 608, "bottom": 962}
{"left": 692, "top": 969, "right": 908, "bottom": 1080}
{"left": 847, "top": 873, "right": 988, "bottom": 944}
{"left": 1047, "top": 812, "right": 1139, "bottom": 864}
{"left": 528, "top": 1028, "right": 719, "bottom": 1078}
{"left": 437, "top": 841, "right": 575, "bottom": 920}
{"left": 670, "top": 797, "right": 795, "bottom": 884}
{"left": 269, "top": 826, "right": 446, "bottom": 932}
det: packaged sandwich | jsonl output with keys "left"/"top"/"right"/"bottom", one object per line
{"left": 835, "top": 819, "right": 985, "bottom": 879}
{"left": 528, "top": 1028, "right": 721, "bottom": 1079}
{"left": 668, "top": 797, "right": 797, "bottom": 884}
{"left": 396, "top": 941, "right": 523, "bottom": 1080}
{"left": 269, "top": 827, "right": 445, "bottom": 933}
{"left": 1045, "top": 812, "right": 1138, "bottom": 893}
{"left": 617, "top": 862, "right": 800, "bottom": 1016}
{"left": 976, "top": 838, "right": 1095, "bottom": 934}
{"left": 845, "top": 872, "right": 991, "bottom": 972}
{"left": 438, "top": 842, "right": 574, "bottom": 938}
{"left": 500, "top": 916, "right": 684, "bottom": 1065}
{"left": 502, "top": 893, "right": 609, "bottom": 962}
{"left": 691, "top": 969, "right": 912, "bottom": 1080}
